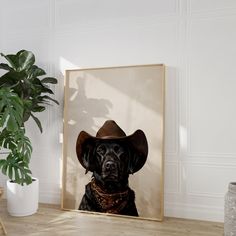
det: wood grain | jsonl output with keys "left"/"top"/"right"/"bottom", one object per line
{"left": 0, "top": 187, "right": 7, "bottom": 235}
{"left": 0, "top": 200, "right": 223, "bottom": 236}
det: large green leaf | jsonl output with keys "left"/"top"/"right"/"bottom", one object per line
{"left": 0, "top": 153, "right": 32, "bottom": 185}
{"left": 0, "top": 88, "right": 23, "bottom": 131}
{"left": 0, "top": 71, "right": 26, "bottom": 87}
{"left": 0, "top": 73, "right": 18, "bottom": 88}
{"left": 14, "top": 129, "right": 32, "bottom": 163}
{"left": 41, "top": 77, "right": 58, "bottom": 84}
{"left": 0, "top": 129, "right": 17, "bottom": 150}
{"left": 0, "top": 63, "right": 13, "bottom": 71}
{"left": 0, "top": 128, "right": 33, "bottom": 183}
{"left": 30, "top": 113, "right": 43, "bottom": 133}
{"left": 40, "top": 95, "right": 59, "bottom": 105}
{"left": 41, "top": 86, "right": 54, "bottom": 94}
{"left": 27, "top": 65, "right": 46, "bottom": 78}
{"left": 0, "top": 53, "right": 19, "bottom": 70}
{"left": 32, "top": 106, "right": 45, "bottom": 113}
{"left": 1, "top": 50, "right": 35, "bottom": 72}
{"left": 0, "top": 128, "right": 32, "bottom": 161}
{"left": 17, "top": 50, "right": 35, "bottom": 71}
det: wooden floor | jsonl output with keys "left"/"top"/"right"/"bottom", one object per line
{"left": 0, "top": 200, "right": 223, "bottom": 236}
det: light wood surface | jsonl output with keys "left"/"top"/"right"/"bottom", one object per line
{"left": 0, "top": 200, "right": 223, "bottom": 236}
{"left": 0, "top": 219, "right": 7, "bottom": 236}
{"left": 0, "top": 188, "right": 7, "bottom": 235}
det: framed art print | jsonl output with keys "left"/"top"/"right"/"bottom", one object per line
{"left": 62, "top": 64, "right": 165, "bottom": 221}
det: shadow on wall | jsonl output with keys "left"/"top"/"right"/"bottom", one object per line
{"left": 68, "top": 77, "right": 113, "bottom": 135}
{"left": 63, "top": 76, "right": 113, "bottom": 209}
{"left": 84, "top": 66, "right": 163, "bottom": 114}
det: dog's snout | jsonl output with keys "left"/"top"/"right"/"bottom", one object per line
{"left": 105, "top": 161, "right": 116, "bottom": 170}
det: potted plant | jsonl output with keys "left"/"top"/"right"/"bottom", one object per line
{"left": 0, "top": 50, "right": 58, "bottom": 216}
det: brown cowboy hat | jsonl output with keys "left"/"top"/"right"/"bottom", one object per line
{"left": 76, "top": 120, "right": 148, "bottom": 174}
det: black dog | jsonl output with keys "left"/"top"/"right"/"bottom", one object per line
{"left": 76, "top": 120, "right": 148, "bottom": 217}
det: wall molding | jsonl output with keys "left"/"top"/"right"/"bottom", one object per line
{"left": 54, "top": 15, "right": 180, "bottom": 37}
{"left": 185, "top": 10, "right": 236, "bottom": 159}
{"left": 165, "top": 66, "right": 180, "bottom": 156}
{"left": 164, "top": 161, "right": 181, "bottom": 194}
{"left": 188, "top": 0, "right": 236, "bottom": 18}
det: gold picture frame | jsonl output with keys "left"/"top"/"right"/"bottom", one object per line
{"left": 62, "top": 64, "right": 165, "bottom": 221}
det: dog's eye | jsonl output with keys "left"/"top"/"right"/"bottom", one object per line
{"left": 113, "top": 144, "right": 123, "bottom": 154}
{"left": 96, "top": 145, "right": 106, "bottom": 155}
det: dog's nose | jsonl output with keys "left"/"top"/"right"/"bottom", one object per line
{"left": 105, "top": 161, "right": 116, "bottom": 170}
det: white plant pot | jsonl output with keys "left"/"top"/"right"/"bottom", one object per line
{"left": 7, "top": 178, "right": 39, "bottom": 217}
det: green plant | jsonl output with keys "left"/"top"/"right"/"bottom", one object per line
{"left": 0, "top": 50, "right": 58, "bottom": 185}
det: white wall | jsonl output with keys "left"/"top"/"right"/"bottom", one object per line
{"left": 0, "top": 0, "right": 236, "bottom": 222}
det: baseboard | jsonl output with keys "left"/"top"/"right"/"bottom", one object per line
{"left": 164, "top": 202, "right": 224, "bottom": 222}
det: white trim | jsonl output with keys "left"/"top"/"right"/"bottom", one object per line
{"left": 165, "top": 202, "right": 223, "bottom": 222}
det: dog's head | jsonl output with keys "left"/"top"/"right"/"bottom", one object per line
{"left": 76, "top": 121, "right": 148, "bottom": 192}
{"left": 78, "top": 136, "right": 146, "bottom": 192}
{"left": 95, "top": 140, "right": 129, "bottom": 183}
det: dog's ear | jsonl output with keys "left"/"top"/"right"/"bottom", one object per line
{"left": 128, "top": 150, "right": 147, "bottom": 174}
{"left": 81, "top": 141, "right": 96, "bottom": 174}
{"left": 127, "top": 130, "right": 148, "bottom": 174}
{"left": 76, "top": 131, "right": 96, "bottom": 173}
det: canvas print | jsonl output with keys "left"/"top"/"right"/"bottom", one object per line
{"left": 62, "top": 64, "right": 165, "bottom": 221}
{"left": 76, "top": 119, "right": 148, "bottom": 216}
